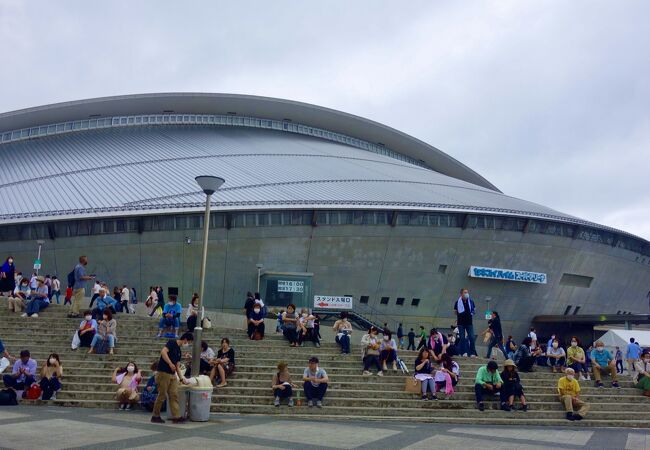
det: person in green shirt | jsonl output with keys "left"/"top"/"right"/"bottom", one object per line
{"left": 416, "top": 326, "right": 427, "bottom": 350}
{"left": 474, "top": 360, "right": 503, "bottom": 411}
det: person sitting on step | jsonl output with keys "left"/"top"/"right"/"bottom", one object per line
{"left": 499, "top": 359, "right": 527, "bottom": 411}
{"left": 157, "top": 295, "right": 182, "bottom": 338}
{"left": 112, "top": 361, "right": 142, "bottom": 410}
{"left": 185, "top": 340, "right": 215, "bottom": 377}
{"left": 379, "top": 330, "right": 399, "bottom": 371}
{"left": 547, "top": 339, "right": 567, "bottom": 373}
{"left": 89, "top": 309, "right": 117, "bottom": 355}
{"left": 303, "top": 356, "right": 328, "bottom": 408}
{"left": 210, "top": 337, "right": 235, "bottom": 388}
{"left": 8, "top": 278, "right": 30, "bottom": 313}
{"left": 297, "top": 308, "right": 320, "bottom": 348}
{"left": 141, "top": 361, "right": 163, "bottom": 412}
{"left": 22, "top": 276, "right": 49, "bottom": 318}
{"left": 557, "top": 367, "right": 589, "bottom": 421}
{"left": 590, "top": 340, "right": 620, "bottom": 388}
{"left": 186, "top": 293, "right": 199, "bottom": 332}
{"left": 93, "top": 288, "right": 117, "bottom": 320}
{"left": 633, "top": 350, "right": 650, "bottom": 397}
{"left": 332, "top": 312, "right": 352, "bottom": 354}
{"left": 474, "top": 360, "right": 503, "bottom": 411}
{"left": 247, "top": 303, "right": 265, "bottom": 340}
{"left": 272, "top": 361, "right": 297, "bottom": 407}
{"left": 427, "top": 328, "right": 447, "bottom": 362}
{"left": 414, "top": 348, "right": 436, "bottom": 400}
{"left": 440, "top": 353, "right": 460, "bottom": 388}
{"left": 39, "top": 353, "right": 63, "bottom": 401}
{"left": 361, "top": 326, "right": 383, "bottom": 376}
{"left": 567, "top": 337, "right": 590, "bottom": 380}
{"left": 513, "top": 337, "right": 537, "bottom": 372}
{"left": 71, "top": 311, "right": 97, "bottom": 350}
{"left": 2, "top": 349, "right": 37, "bottom": 391}
{"left": 282, "top": 304, "right": 299, "bottom": 347}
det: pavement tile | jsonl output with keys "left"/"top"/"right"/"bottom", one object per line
{"left": 402, "top": 434, "right": 573, "bottom": 450}
{"left": 447, "top": 426, "right": 594, "bottom": 445}
{"left": 626, "top": 432, "right": 650, "bottom": 450}
{"left": 131, "top": 436, "right": 284, "bottom": 450}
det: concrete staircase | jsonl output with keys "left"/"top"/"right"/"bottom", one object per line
{"left": 0, "top": 303, "right": 648, "bottom": 427}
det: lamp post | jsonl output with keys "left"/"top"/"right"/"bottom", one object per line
{"left": 191, "top": 176, "right": 225, "bottom": 377}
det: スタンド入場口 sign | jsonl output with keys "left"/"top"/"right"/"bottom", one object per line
{"left": 313, "top": 295, "right": 353, "bottom": 310}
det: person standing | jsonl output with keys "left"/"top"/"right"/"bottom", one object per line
{"left": 151, "top": 332, "right": 194, "bottom": 424}
{"left": 416, "top": 326, "right": 427, "bottom": 350}
{"left": 51, "top": 276, "right": 61, "bottom": 305}
{"left": 89, "top": 280, "right": 101, "bottom": 308}
{"left": 120, "top": 285, "right": 131, "bottom": 314}
{"left": 69, "top": 256, "right": 95, "bottom": 318}
{"left": 407, "top": 328, "right": 416, "bottom": 351}
{"left": 397, "top": 323, "right": 404, "bottom": 350}
{"left": 626, "top": 338, "right": 642, "bottom": 375}
{"left": 557, "top": 367, "right": 589, "bottom": 421}
{"left": 454, "top": 288, "right": 477, "bottom": 357}
{"left": 485, "top": 311, "right": 507, "bottom": 360}
{"left": 615, "top": 346, "right": 624, "bottom": 374}
{"left": 0, "top": 256, "right": 16, "bottom": 297}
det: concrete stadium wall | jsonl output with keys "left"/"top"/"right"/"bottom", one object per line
{"left": 2, "top": 224, "right": 650, "bottom": 340}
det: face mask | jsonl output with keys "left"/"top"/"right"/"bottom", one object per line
{"left": 383, "top": 336, "right": 389, "bottom": 341}
{"left": 552, "top": 343, "right": 559, "bottom": 349}
{"left": 462, "top": 293, "right": 469, "bottom": 300}
{"left": 49, "top": 358, "right": 56, "bottom": 365}
{"left": 253, "top": 308, "right": 261, "bottom": 314}
{"left": 8, "top": 259, "right": 13, "bottom": 264}
{"left": 85, "top": 315, "right": 92, "bottom": 321}
{"left": 566, "top": 374, "right": 574, "bottom": 381}
{"left": 597, "top": 347, "right": 604, "bottom": 352}
{"left": 127, "top": 366, "right": 135, "bottom": 373}
{"left": 571, "top": 342, "right": 577, "bottom": 347}
{"left": 168, "top": 302, "right": 173, "bottom": 306}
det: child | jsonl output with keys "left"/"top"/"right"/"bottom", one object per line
{"left": 141, "top": 361, "right": 165, "bottom": 412}
{"left": 276, "top": 310, "right": 284, "bottom": 334}
{"left": 615, "top": 346, "right": 623, "bottom": 374}
{"left": 407, "top": 328, "right": 416, "bottom": 351}
{"left": 64, "top": 286, "right": 73, "bottom": 306}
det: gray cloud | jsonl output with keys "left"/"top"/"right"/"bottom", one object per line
{"left": 1, "top": 0, "right": 648, "bottom": 239}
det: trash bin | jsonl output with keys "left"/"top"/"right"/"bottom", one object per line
{"left": 174, "top": 385, "right": 190, "bottom": 420}
{"left": 189, "top": 387, "right": 213, "bottom": 422}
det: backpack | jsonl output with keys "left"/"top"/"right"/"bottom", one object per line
{"left": 0, "top": 389, "right": 17, "bottom": 405}
{"left": 95, "top": 337, "right": 109, "bottom": 355}
{"left": 67, "top": 269, "right": 76, "bottom": 289}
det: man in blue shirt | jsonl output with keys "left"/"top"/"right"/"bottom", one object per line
{"left": 157, "top": 295, "right": 182, "bottom": 338}
{"left": 590, "top": 341, "right": 619, "bottom": 389}
{"left": 93, "top": 288, "right": 117, "bottom": 319}
{"left": 626, "top": 338, "right": 642, "bottom": 374}
{"left": 22, "top": 276, "right": 50, "bottom": 318}
{"left": 2, "top": 350, "right": 37, "bottom": 390}
{"left": 69, "top": 255, "right": 95, "bottom": 318}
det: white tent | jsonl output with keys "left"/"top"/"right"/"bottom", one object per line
{"left": 597, "top": 329, "right": 650, "bottom": 352}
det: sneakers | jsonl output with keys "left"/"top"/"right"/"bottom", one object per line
{"left": 21, "top": 313, "right": 27, "bottom": 318}
{"left": 500, "top": 403, "right": 511, "bottom": 412}
{"left": 307, "top": 400, "right": 314, "bottom": 408}
{"left": 377, "top": 371, "right": 384, "bottom": 377}
{"left": 579, "top": 375, "right": 586, "bottom": 381}
{"left": 151, "top": 416, "right": 165, "bottom": 424}
{"left": 478, "top": 402, "right": 485, "bottom": 411}
{"left": 315, "top": 342, "right": 321, "bottom": 348}
{"left": 596, "top": 381, "right": 604, "bottom": 388}
{"left": 274, "top": 397, "right": 280, "bottom": 407}
{"left": 612, "top": 381, "right": 620, "bottom": 389}
{"left": 316, "top": 401, "right": 322, "bottom": 408}
{"left": 362, "top": 370, "right": 371, "bottom": 376}
{"left": 462, "top": 353, "right": 468, "bottom": 357}
{"left": 119, "top": 404, "right": 126, "bottom": 410}
{"left": 566, "top": 412, "right": 576, "bottom": 421}
{"left": 573, "top": 414, "right": 583, "bottom": 421}
{"left": 31, "top": 313, "right": 38, "bottom": 318}
{"left": 288, "top": 399, "right": 294, "bottom": 407}
{"left": 125, "top": 404, "right": 132, "bottom": 411}
{"left": 382, "top": 363, "right": 388, "bottom": 371}
{"left": 392, "top": 361, "right": 398, "bottom": 371}
{"left": 520, "top": 404, "right": 528, "bottom": 412}
{"left": 421, "top": 395, "right": 428, "bottom": 401}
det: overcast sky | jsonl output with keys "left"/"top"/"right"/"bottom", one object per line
{"left": 1, "top": 0, "right": 648, "bottom": 239}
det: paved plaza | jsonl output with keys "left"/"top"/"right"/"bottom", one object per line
{"left": 0, "top": 406, "right": 648, "bottom": 450}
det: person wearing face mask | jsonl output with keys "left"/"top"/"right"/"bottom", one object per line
{"left": 333, "top": 312, "right": 352, "bottom": 354}
{"left": 89, "top": 310, "right": 117, "bottom": 355}
{"left": 39, "top": 353, "right": 63, "bottom": 400}
{"left": 93, "top": 288, "right": 117, "bottom": 320}
{"left": 8, "top": 278, "right": 30, "bottom": 313}
{"left": 590, "top": 340, "right": 620, "bottom": 388}
{"left": 557, "top": 367, "right": 589, "bottom": 421}
{"left": 186, "top": 293, "right": 200, "bottom": 332}
{"left": 112, "top": 361, "right": 142, "bottom": 410}
{"left": 71, "top": 311, "right": 97, "bottom": 350}
{"left": 247, "top": 303, "right": 266, "bottom": 340}
{"left": 633, "top": 350, "right": 650, "bottom": 396}
{"left": 282, "top": 304, "right": 299, "bottom": 347}
{"left": 379, "top": 331, "right": 399, "bottom": 371}
{"left": 141, "top": 361, "right": 164, "bottom": 412}
{"left": 546, "top": 339, "right": 566, "bottom": 373}
{"left": 157, "top": 295, "right": 182, "bottom": 338}
{"left": 298, "top": 308, "right": 320, "bottom": 348}
{"left": 566, "top": 337, "right": 589, "bottom": 380}
{"left": 547, "top": 334, "right": 557, "bottom": 351}
{"left": 22, "top": 276, "right": 50, "bottom": 318}
{"left": 361, "top": 326, "right": 383, "bottom": 376}
{"left": 0, "top": 256, "right": 16, "bottom": 297}
{"left": 453, "top": 288, "right": 477, "bottom": 358}
{"left": 428, "top": 328, "right": 448, "bottom": 362}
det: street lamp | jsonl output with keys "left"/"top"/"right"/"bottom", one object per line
{"left": 191, "top": 175, "right": 225, "bottom": 377}
{"left": 256, "top": 263, "right": 263, "bottom": 292}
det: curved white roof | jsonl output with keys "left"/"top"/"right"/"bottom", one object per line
{"left": 0, "top": 93, "right": 642, "bottom": 243}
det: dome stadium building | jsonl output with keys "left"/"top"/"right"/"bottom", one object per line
{"left": 1, "top": 93, "right": 649, "bottom": 336}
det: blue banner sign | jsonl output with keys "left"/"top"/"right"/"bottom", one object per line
{"left": 468, "top": 266, "right": 547, "bottom": 284}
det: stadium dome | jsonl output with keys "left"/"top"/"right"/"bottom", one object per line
{"left": 1, "top": 93, "right": 649, "bottom": 335}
